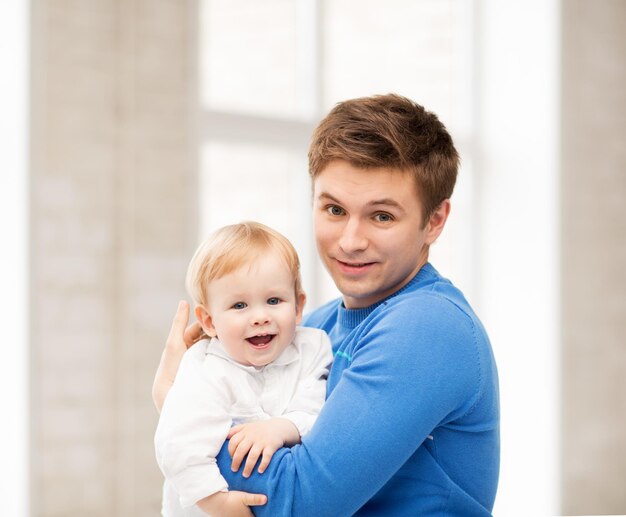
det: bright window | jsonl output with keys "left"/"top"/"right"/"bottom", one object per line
{"left": 198, "top": 2, "right": 560, "bottom": 514}
{"left": 199, "top": 0, "right": 475, "bottom": 307}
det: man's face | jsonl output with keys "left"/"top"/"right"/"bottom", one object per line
{"left": 313, "top": 160, "right": 442, "bottom": 309}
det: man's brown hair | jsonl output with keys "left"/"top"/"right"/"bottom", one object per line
{"left": 308, "top": 93, "right": 459, "bottom": 222}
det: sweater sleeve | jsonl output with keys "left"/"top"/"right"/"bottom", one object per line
{"left": 155, "top": 347, "right": 233, "bottom": 508}
{"left": 216, "top": 296, "right": 483, "bottom": 516}
{"left": 280, "top": 329, "right": 333, "bottom": 436}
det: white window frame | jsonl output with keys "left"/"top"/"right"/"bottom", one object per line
{"left": 199, "top": 0, "right": 327, "bottom": 304}
{"left": 0, "top": 2, "right": 30, "bottom": 516}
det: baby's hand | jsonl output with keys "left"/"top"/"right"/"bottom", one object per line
{"left": 227, "top": 418, "right": 300, "bottom": 477}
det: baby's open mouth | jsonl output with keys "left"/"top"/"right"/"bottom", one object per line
{"left": 246, "top": 335, "right": 275, "bottom": 346}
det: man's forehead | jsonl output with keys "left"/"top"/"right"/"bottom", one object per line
{"left": 312, "top": 165, "right": 419, "bottom": 200}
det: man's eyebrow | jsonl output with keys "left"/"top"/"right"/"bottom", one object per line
{"left": 368, "top": 198, "right": 403, "bottom": 209}
{"left": 317, "top": 192, "right": 342, "bottom": 203}
{"left": 317, "top": 192, "right": 404, "bottom": 210}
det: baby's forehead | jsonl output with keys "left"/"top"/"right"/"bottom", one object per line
{"left": 211, "top": 251, "right": 294, "bottom": 284}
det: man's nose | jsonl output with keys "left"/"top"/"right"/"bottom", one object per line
{"left": 338, "top": 218, "right": 368, "bottom": 253}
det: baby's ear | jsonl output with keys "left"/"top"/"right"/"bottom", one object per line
{"left": 295, "top": 292, "right": 307, "bottom": 325}
{"left": 195, "top": 305, "right": 217, "bottom": 338}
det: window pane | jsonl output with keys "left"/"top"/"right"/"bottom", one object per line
{"left": 323, "top": 0, "right": 468, "bottom": 131}
{"left": 429, "top": 158, "right": 475, "bottom": 301}
{"left": 199, "top": 141, "right": 330, "bottom": 304}
{"left": 322, "top": 0, "right": 474, "bottom": 300}
{"left": 200, "top": 0, "right": 300, "bottom": 118}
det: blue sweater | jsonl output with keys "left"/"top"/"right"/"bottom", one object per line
{"left": 217, "top": 263, "right": 500, "bottom": 516}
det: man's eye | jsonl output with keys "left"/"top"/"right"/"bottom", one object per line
{"left": 327, "top": 205, "right": 345, "bottom": 216}
{"left": 232, "top": 302, "right": 247, "bottom": 310}
{"left": 267, "top": 297, "right": 281, "bottom": 305}
{"left": 374, "top": 212, "right": 393, "bottom": 222}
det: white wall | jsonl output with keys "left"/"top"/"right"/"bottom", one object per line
{"left": 0, "top": 2, "right": 29, "bottom": 516}
{"left": 475, "top": 1, "right": 560, "bottom": 515}
{"left": 560, "top": 1, "right": 626, "bottom": 513}
{"left": 28, "top": 1, "right": 198, "bottom": 515}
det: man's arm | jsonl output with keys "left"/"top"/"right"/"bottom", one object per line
{"left": 152, "top": 301, "right": 205, "bottom": 413}
{"left": 216, "top": 298, "right": 481, "bottom": 516}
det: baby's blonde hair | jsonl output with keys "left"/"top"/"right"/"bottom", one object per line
{"left": 186, "top": 221, "right": 304, "bottom": 307}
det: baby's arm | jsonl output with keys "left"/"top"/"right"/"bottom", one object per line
{"left": 155, "top": 350, "right": 233, "bottom": 509}
{"left": 226, "top": 329, "right": 333, "bottom": 477}
{"left": 280, "top": 329, "right": 333, "bottom": 435}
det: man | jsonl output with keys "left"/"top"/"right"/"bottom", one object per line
{"left": 154, "top": 94, "right": 500, "bottom": 516}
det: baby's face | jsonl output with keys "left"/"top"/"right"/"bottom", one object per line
{"left": 203, "top": 251, "right": 304, "bottom": 367}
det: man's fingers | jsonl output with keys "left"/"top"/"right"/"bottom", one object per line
{"left": 183, "top": 321, "right": 205, "bottom": 348}
{"left": 167, "top": 301, "right": 206, "bottom": 350}
{"left": 167, "top": 301, "right": 190, "bottom": 347}
{"left": 241, "top": 493, "right": 267, "bottom": 507}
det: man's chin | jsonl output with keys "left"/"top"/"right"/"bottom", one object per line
{"left": 339, "top": 289, "right": 379, "bottom": 310}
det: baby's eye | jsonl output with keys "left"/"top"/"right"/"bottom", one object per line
{"left": 232, "top": 302, "right": 247, "bottom": 310}
{"left": 267, "top": 297, "right": 281, "bottom": 305}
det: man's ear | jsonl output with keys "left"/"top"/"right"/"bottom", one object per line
{"left": 425, "top": 199, "right": 451, "bottom": 246}
{"left": 195, "top": 305, "right": 217, "bottom": 338}
{"left": 295, "top": 292, "right": 307, "bottom": 325}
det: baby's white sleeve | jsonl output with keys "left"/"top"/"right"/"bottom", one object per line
{"left": 154, "top": 349, "right": 232, "bottom": 508}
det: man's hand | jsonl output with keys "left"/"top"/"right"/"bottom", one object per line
{"left": 152, "top": 300, "right": 207, "bottom": 412}
{"left": 227, "top": 418, "right": 301, "bottom": 477}
{"left": 196, "top": 490, "right": 267, "bottom": 517}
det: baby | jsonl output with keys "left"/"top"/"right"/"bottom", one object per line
{"left": 155, "top": 221, "right": 333, "bottom": 516}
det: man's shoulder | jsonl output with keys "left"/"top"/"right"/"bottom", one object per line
{"left": 371, "top": 280, "right": 492, "bottom": 357}
{"left": 388, "top": 276, "right": 474, "bottom": 319}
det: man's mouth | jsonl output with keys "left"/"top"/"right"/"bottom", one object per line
{"left": 336, "top": 259, "right": 375, "bottom": 272}
{"left": 246, "top": 334, "right": 275, "bottom": 347}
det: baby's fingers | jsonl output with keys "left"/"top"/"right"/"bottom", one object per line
{"left": 230, "top": 437, "right": 252, "bottom": 473}
{"left": 228, "top": 429, "right": 245, "bottom": 457}
{"left": 242, "top": 445, "right": 263, "bottom": 478}
{"left": 257, "top": 447, "right": 277, "bottom": 474}
{"left": 227, "top": 424, "right": 244, "bottom": 439}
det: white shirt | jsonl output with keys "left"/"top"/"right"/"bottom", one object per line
{"left": 155, "top": 326, "right": 333, "bottom": 516}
